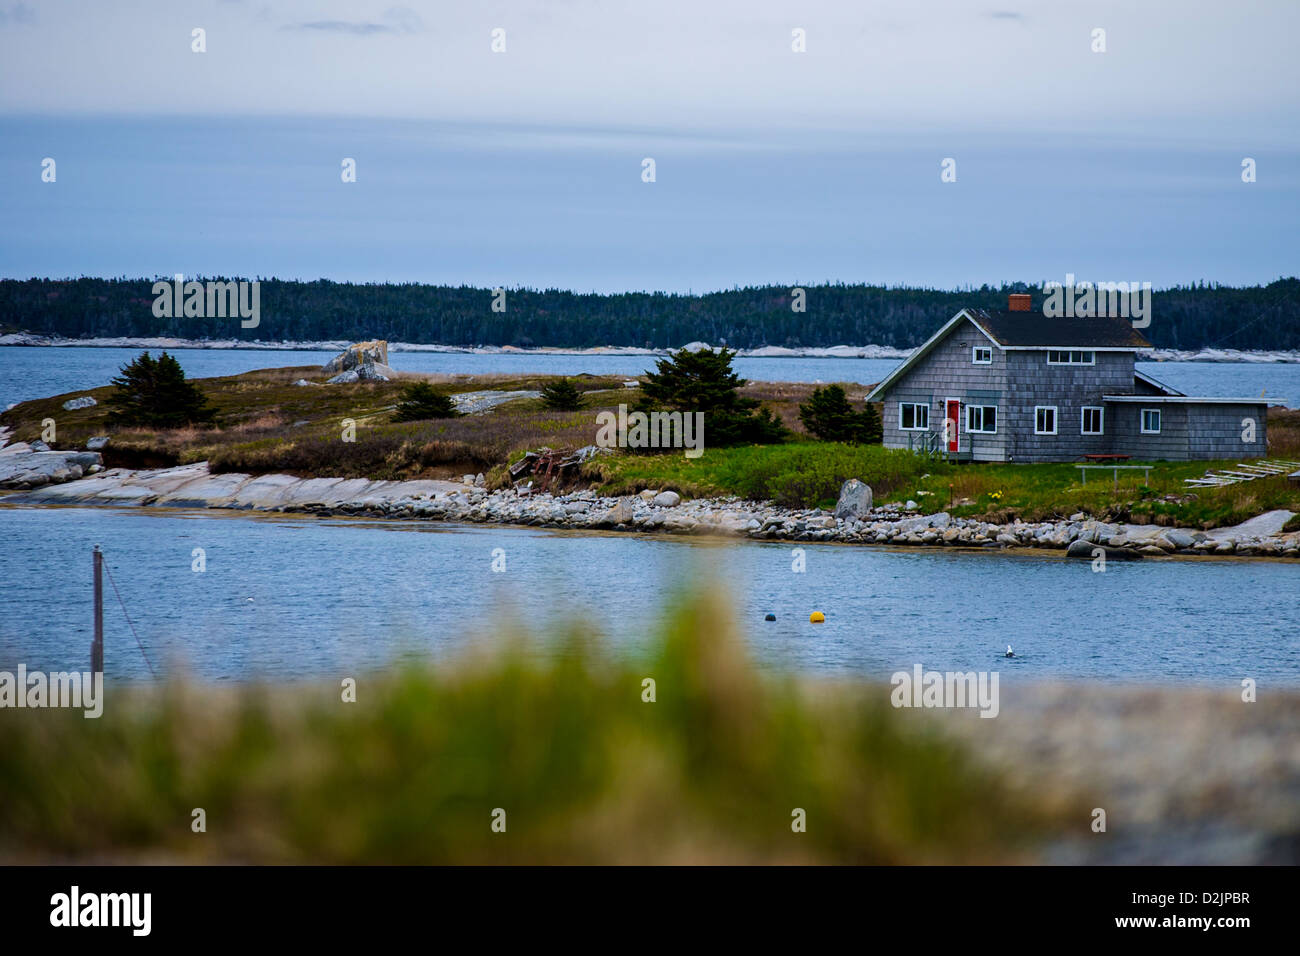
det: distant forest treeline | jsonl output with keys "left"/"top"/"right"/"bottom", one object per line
{"left": 2, "top": 277, "right": 1298, "bottom": 351}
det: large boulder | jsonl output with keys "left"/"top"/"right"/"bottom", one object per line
{"left": 62, "top": 396, "right": 97, "bottom": 411}
{"left": 324, "top": 340, "right": 389, "bottom": 373}
{"left": 652, "top": 490, "right": 681, "bottom": 507}
{"left": 326, "top": 362, "right": 394, "bottom": 384}
{"left": 1065, "top": 539, "right": 1143, "bottom": 561}
{"left": 834, "top": 479, "right": 873, "bottom": 519}
{"left": 0, "top": 448, "right": 102, "bottom": 489}
{"left": 598, "top": 497, "right": 637, "bottom": 527}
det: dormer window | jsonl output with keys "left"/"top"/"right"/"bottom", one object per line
{"left": 972, "top": 346, "right": 992, "bottom": 364}
{"left": 1046, "top": 350, "right": 1095, "bottom": 365}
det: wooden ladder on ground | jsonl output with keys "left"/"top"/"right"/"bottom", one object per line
{"left": 1183, "top": 459, "right": 1300, "bottom": 488}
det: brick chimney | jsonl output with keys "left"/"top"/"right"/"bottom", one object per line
{"left": 1008, "top": 293, "right": 1032, "bottom": 312}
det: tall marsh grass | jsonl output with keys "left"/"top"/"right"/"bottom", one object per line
{"left": 0, "top": 590, "right": 1047, "bottom": 864}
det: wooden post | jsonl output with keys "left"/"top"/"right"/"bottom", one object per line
{"left": 92, "top": 546, "right": 103, "bottom": 674}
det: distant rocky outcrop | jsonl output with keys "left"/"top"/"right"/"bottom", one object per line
{"left": 324, "top": 340, "right": 389, "bottom": 373}
{"left": 62, "top": 396, "right": 97, "bottom": 411}
{"left": 327, "top": 364, "right": 394, "bottom": 384}
{"left": 321, "top": 340, "right": 397, "bottom": 383}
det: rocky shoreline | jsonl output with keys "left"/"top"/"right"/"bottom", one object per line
{"left": 3, "top": 454, "right": 1297, "bottom": 560}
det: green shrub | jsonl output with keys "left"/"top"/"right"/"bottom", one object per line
{"left": 539, "top": 378, "right": 583, "bottom": 411}
{"left": 798, "top": 384, "right": 882, "bottom": 444}
{"left": 104, "top": 351, "right": 214, "bottom": 428}
{"left": 393, "top": 382, "right": 459, "bottom": 421}
{"left": 638, "top": 346, "right": 789, "bottom": 446}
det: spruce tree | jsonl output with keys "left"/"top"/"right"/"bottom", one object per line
{"left": 393, "top": 382, "right": 460, "bottom": 421}
{"left": 798, "top": 384, "right": 882, "bottom": 444}
{"left": 540, "top": 378, "right": 583, "bottom": 411}
{"left": 636, "top": 347, "right": 788, "bottom": 446}
{"left": 105, "top": 351, "right": 214, "bottom": 428}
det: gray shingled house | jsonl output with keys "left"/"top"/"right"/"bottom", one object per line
{"left": 866, "top": 295, "right": 1268, "bottom": 463}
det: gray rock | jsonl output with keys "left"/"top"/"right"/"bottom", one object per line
{"left": 1165, "top": 528, "right": 1197, "bottom": 549}
{"left": 326, "top": 361, "right": 393, "bottom": 384}
{"left": 324, "top": 340, "right": 389, "bottom": 373}
{"left": 1066, "top": 539, "right": 1143, "bottom": 561}
{"left": 600, "top": 497, "right": 636, "bottom": 526}
{"left": 85, "top": 436, "right": 110, "bottom": 450}
{"left": 652, "top": 490, "right": 681, "bottom": 507}
{"left": 1205, "top": 510, "right": 1295, "bottom": 541}
{"left": 0, "top": 448, "right": 103, "bottom": 489}
{"left": 62, "top": 396, "right": 97, "bottom": 411}
{"left": 833, "top": 479, "right": 873, "bottom": 519}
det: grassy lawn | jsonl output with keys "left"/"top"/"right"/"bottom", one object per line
{"left": 895, "top": 458, "right": 1300, "bottom": 529}
{"left": 0, "top": 589, "right": 1056, "bottom": 864}
{"left": 584, "top": 442, "right": 933, "bottom": 507}
{"left": 586, "top": 442, "right": 1300, "bottom": 527}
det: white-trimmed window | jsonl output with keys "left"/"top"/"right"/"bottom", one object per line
{"left": 1034, "top": 406, "right": 1057, "bottom": 435}
{"left": 899, "top": 402, "right": 929, "bottom": 431}
{"left": 972, "top": 346, "right": 992, "bottom": 365}
{"left": 1140, "top": 408, "right": 1162, "bottom": 434}
{"left": 1046, "top": 349, "right": 1095, "bottom": 365}
{"left": 966, "top": 405, "right": 997, "bottom": 434}
{"left": 1081, "top": 406, "right": 1104, "bottom": 435}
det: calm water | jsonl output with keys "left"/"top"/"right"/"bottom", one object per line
{"left": 0, "top": 506, "right": 1296, "bottom": 685}
{"left": 2, "top": 345, "right": 1298, "bottom": 410}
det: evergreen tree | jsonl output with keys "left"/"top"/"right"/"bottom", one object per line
{"left": 637, "top": 346, "right": 788, "bottom": 446}
{"left": 540, "top": 378, "right": 583, "bottom": 411}
{"left": 393, "top": 382, "right": 459, "bottom": 421}
{"left": 105, "top": 351, "right": 214, "bottom": 428}
{"left": 798, "top": 384, "right": 882, "bottom": 444}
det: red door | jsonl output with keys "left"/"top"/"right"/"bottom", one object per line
{"left": 945, "top": 400, "right": 960, "bottom": 453}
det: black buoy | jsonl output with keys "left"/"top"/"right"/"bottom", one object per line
{"left": 764, "top": 613, "right": 776, "bottom": 622}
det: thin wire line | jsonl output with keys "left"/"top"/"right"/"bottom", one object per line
{"left": 100, "top": 556, "right": 159, "bottom": 678}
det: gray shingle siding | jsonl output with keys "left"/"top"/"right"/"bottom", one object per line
{"left": 876, "top": 314, "right": 1268, "bottom": 462}
{"left": 1110, "top": 402, "right": 1268, "bottom": 460}
{"left": 1000, "top": 350, "right": 1133, "bottom": 462}
{"left": 879, "top": 319, "right": 1008, "bottom": 461}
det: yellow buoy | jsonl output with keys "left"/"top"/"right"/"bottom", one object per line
{"left": 809, "top": 611, "right": 825, "bottom": 623}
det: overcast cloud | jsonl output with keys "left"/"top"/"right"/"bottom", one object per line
{"left": 0, "top": 1, "right": 1295, "bottom": 290}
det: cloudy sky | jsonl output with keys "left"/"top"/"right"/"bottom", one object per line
{"left": 1, "top": 0, "right": 1296, "bottom": 291}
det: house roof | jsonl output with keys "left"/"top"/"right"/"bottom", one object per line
{"left": 1134, "top": 368, "right": 1183, "bottom": 396}
{"left": 1102, "top": 395, "right": 1267, "bottom": 404}
{"left": 964, "top": 309, "right": 1153, "bottom": 349}
{"left": 865, "top": 309, "right": 1154, "bottom": 402}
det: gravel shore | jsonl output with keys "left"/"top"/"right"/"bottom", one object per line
{"left": 2, "top": 455, "right": 1297, "bottom": 560}
{"left": 930, "top": 682, "right": 1300, "bottom": 864}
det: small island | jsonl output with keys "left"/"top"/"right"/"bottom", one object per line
{"left": 3, "top": 335, "right": 1297, "bottom": 559}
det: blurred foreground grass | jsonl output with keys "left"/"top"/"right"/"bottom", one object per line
{"left": 0, "top": 591, "right": 1059, "bottom": 863}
